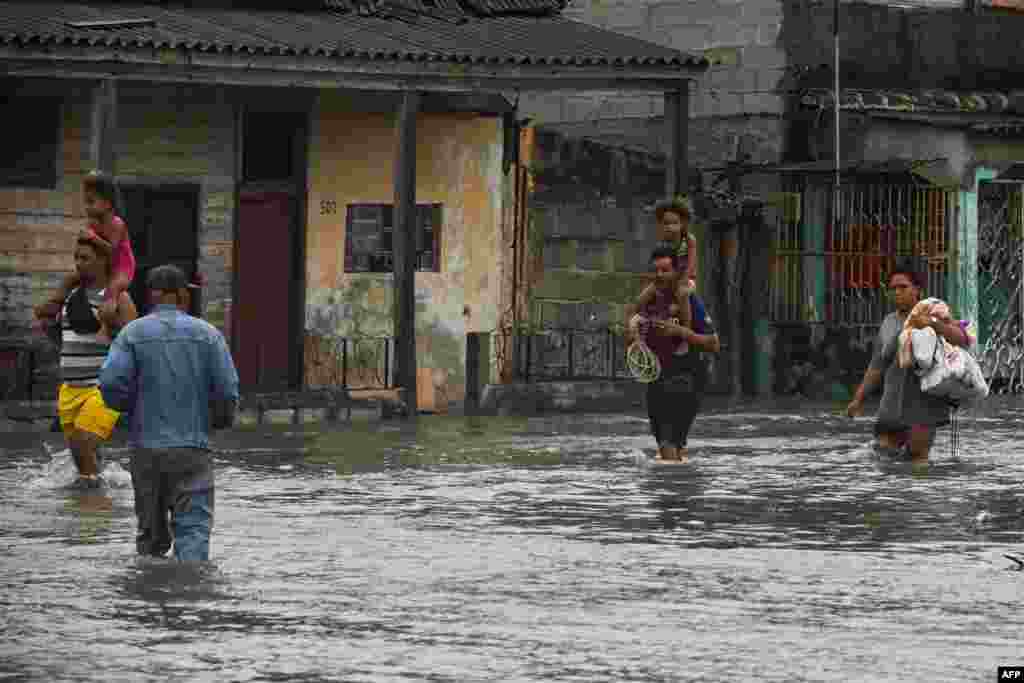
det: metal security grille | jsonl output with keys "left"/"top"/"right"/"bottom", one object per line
{"left": 977, "top": 181, "right": 1024, "bottom": 392}
{"left": 770, "top": 182, "right": 955, "bottom": 328}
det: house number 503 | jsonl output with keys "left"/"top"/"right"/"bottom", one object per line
{"left": 320, "top": 200, "right": 338, "bottom": 215}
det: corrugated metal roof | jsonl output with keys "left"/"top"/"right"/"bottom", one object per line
{"left": 461, "top": 0, "right": 566, "bottom": 15}
{"left": 801, "top": 88, "right": 1024, "bottom": 115}
{"left": 767, "top": 158, "right": 951, "bottom": 175}
{"left": 0, "top": 1, "right": 707, "bottom": 67}
{"left": 330, "top": 0, "right": 566, "bottom": 15}
{"left": 708, "top": 157, "right": 961, "bottom": 183}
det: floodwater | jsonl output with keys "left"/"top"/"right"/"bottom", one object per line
{"left": 1, "top": 401, "right": 1022, "bottom": 682}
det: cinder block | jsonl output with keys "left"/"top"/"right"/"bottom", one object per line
{"left": 576, "top": 240, "right": 607, "bottom": 271}
{"left": 519, "top": 93, "right": 568, "bottom": 124}
{"left": 651, "top": 0, "right": 742, "bottom": 26}
{"left": 708, "top": 92, "right": 744, "bottom": 117}
{"left": 649, "top": 96, "right": 665, "bottom": 118}
{"left": 558, "top": 205, "right": 602, "bottom": 239}
{"left": 740, "top": 45, "right": 788, "bottom": 70}
{"left": 598, "top": 207, "right": 633, "bottom": 240}
{"left": 601, "top": 3, "right": 650, "bottom": 32}
{"left": 562, "top": 95, "right": 604, "bottom": 123}
{"left": 756, "top": 67, "right": 788, "bottom": 92}
{"left": 532, "top": 206, "right": 560, "bottom": 237}
{"left": 709, "top": 67, "right": 758, "bottom": 93}
{"left": 742, "top": 93, "right": 785, "bottom": 116}
{"left": 609, "top": 95, "right": 659, "bottom": 119}
{"left": 742, "top": 0, "right": 784, "bottom": 21}
{"left": 710, "top": 21, "right": 760, "bottom": 48}
{"left": 666, "top": 24, "right": 712, "bottom": 51}
{"left": 691, "top": 94, "right": 717, "bottom": 119}
{"left": 756, "top": 21, "right": 783, "bottom": 47}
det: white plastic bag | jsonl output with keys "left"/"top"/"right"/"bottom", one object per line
{"left": 909, "top": 327, "right": 941, "bottom": 373}
{"left": 918, "top": 337, "right": 989, "bottom": 405}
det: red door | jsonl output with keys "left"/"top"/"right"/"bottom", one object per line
{"left": 236, "top": 192, "right": 294, "bottom": 390}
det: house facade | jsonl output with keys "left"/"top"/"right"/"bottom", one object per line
{"left": 0, "top": 0, "right": 707, "bottom": 408}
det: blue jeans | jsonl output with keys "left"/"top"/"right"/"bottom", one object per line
{"left": 173, "top": 491, "right": 213, "bottom": 561}
{"left": 131, "top": 448, "right": 215, "bottom": 561}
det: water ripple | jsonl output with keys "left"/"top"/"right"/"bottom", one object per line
{"left": 1, "top": 406, "right": 1022, "bottom": 681}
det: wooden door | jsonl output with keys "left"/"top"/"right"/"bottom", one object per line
{"left": 236, "top": 191, "right": 295, "bottom": 390}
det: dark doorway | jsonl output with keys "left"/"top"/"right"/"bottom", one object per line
{"left": 119, "top": 184, "right": 199, "bottom": 316}
{"left": 234, "top": 109, "right": 307, "bottom": 392}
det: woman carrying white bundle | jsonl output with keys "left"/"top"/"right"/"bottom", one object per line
{"left": 847, "top": 259, "right": 974, "bottom": 464}
{"left": 899, "top": 297, "right": 987, "bottom": 406}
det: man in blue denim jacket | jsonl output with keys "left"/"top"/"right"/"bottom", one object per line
{"left": 100, "top": 265, "right": 239, "bottom": 561}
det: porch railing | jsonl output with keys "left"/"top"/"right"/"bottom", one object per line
{"left": 500, "top": 327, "right": 631, "bottom": 382}
{"left": 304, "top": 335, "right": 397, "bottom": 390}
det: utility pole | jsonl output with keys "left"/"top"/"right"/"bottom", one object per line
{"left": 833, "top": 0, "right": 842, "bottom": 236}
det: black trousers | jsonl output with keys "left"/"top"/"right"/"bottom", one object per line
{"left": 646, "top": 370, "right": 702, "bottom": 449}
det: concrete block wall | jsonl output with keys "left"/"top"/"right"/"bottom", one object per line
{"left": 518, "top": 1, "right": 789, "bottom": 345}
{"left": 523, "top": 0, "right": 787, "bottom": 125}
{"left": 525, "top": 131, "right": 663, "bottom": 328}
{"left": 781, "top": 0, "right": 1024, "bottom": 91}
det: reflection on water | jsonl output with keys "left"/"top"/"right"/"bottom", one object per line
{"left": 1, "top": 402, "right": 1022, "bottom": 682}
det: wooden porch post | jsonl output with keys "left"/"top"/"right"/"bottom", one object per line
{"left": 91, "top": 78, "right": 123, "bottom": 209}
{"left": 393, "top": 90, "right": 421, "bottom": 413}
{"left": 664, "top": 87, "right": 689, "bottom": 197}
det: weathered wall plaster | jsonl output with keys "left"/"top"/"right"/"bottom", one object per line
{"left": 304, "top": 94, "right": 506, "bottom": 408}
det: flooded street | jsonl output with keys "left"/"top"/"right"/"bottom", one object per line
{"left": 1, "top": 402, "right": 1022, "bottom": 682}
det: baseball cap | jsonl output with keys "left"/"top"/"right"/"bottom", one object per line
{"left": 146, "top": 264, "right": 188, "bottom": 292}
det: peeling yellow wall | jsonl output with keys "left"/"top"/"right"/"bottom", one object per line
{"left": 304, "top": 92, "right": 506, "bottom": 409}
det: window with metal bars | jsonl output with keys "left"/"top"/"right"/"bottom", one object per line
{"left": 769, "top": 181, "right": 956, "bottom": 326}
{"left": 344, "top": 203, "right": 442, "bottom": 273}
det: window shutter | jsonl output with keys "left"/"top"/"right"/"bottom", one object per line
{"left": 344, "top": 205, "right": 354, "bottom": 272}
{"left": 432, "top": 204, "right": 442, "bottom": 272}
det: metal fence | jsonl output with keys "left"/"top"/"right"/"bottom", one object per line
{"left": 770, "top": 182, "right": 955, "bottom": 329}
{"left": 303, "top": 335, "right": 396, "bottom": 390}
{"left": 503, "top": 327, "right": 631, "bottom": 382}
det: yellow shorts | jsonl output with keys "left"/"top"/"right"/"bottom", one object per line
{"left": 58, "top": 384, "right": 120, "bottom": 440}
